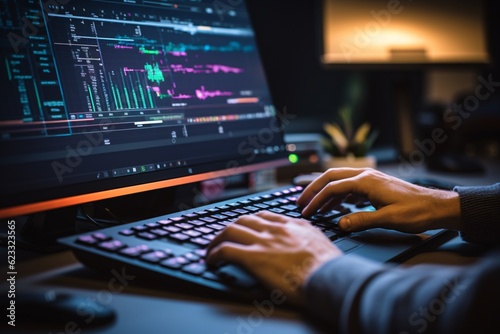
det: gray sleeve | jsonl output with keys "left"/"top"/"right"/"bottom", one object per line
{"left": 305, "top": 250, "right": 500, "bottom": 333}
{"left": 454, "top": 183, "right": 500, "bottom": 244}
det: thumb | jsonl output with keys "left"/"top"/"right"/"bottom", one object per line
{"left": 339, "top": 210, "right": 385, "bottom": 232}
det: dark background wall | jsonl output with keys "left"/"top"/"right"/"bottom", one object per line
{"left": 245, "top": 0, "right": 500, "bottom": 159}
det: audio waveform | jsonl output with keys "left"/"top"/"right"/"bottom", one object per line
{"left": 170, "top": 64, "right": 244, "bottom": 74}
{"left": 195, "top": 86, "right": 232, "bottom": 100}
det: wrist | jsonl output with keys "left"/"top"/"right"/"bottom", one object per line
{"left": 431, "top": 189, "right": 463, "bottom": 230}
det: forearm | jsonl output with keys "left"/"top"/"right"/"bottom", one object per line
{"left": 305, "top": 251, "right": 500, "bottom": 333}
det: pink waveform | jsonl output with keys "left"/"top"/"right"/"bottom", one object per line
{"left": 170, "top": 64, "right": 243, "bottom": 74}
{"left": 168, "top": 51, "right": 188, "bottom": 57}
{"left": 167, "top": 89, "right": 192, "bottom": 99}
{"left": 195, "top": 86, "right": 232, "bottom": 100}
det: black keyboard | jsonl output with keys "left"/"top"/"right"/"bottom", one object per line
{"left": 60, "top": 185, "right": 375, "bottom": 299}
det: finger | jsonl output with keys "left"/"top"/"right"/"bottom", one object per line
{"left": 338, "top": 209, "right": 388, "bottom": 232}
{"left": 206, "top": 223, "right": 261, "bottom": 254}
{"left": 301, "top": 178, "right": 364, "bottom": 217}
{"left": 316, "top": 196, "right": 345, "bottom": 213}
{"left": 206, "top": 243, "right": 252, "bottom": 267}
{"left": 297, "top": 168, "right": 368, "bottom": 206}
{"left": 233, "top": 213, "right": 280, "bottom": 231}
{"left": 254, "top": 211, "right": 291, "bottom": 223}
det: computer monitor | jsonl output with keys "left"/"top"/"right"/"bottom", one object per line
{"left": 0, "top": 0, "right": 289, "bottom": 223}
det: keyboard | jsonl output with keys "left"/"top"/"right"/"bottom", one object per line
{"left": 60, "top": 185, "right": 375, "bottom": 299}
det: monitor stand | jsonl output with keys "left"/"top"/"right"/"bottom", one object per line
{"left": 13, "top": 206, "right": 79, "bottom": 253}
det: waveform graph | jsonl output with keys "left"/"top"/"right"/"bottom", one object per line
{"left": 170, "top": 64, "right": 244, "bottom": 74}
{"left": 195, "top": 86, "right": 233, "bottom": 100}
{"left": 110, "top": 59, "right": 178, "bottom": 110}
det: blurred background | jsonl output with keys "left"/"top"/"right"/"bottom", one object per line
{"left": 246, "top": 0, "right": 500, "bottom": 169}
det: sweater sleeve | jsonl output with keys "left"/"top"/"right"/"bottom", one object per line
{"left": 454, "top": 183, "right": 500, "bottom": 244}
{"left": 305, "top": 249, "right": 500, "bottom": 333}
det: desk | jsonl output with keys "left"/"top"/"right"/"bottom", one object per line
{"left": 1, "top": 161, "right": 498, "bottom": 333}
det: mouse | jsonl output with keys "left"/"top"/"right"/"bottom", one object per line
{"left": 427, "top": 153, "right": 484, "bottom": 174}
{"left": 12, "top": 290, "right": 115, "bottom": 327}
{"left": 292, "top": 172, "right": 322, "bottom": 186}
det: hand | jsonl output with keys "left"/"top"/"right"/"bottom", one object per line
{"left": 206, "top": 211, "right": 342, "bottom": 305}
{"left": 297, "top": 168, "right": 463, "bottom": 234}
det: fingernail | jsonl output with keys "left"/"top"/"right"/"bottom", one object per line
{"left": 341, "top": 218, "right": 351, "bottom": 231}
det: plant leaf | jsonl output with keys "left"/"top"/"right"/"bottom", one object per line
{"left": 353, "top": 122, "right": 371, "bottom": 144}
{"left": 324, "top": 122, "right": 348, "bottom": 155}
{"left": 339, "top": 106, "right": 353, "bottom": 140}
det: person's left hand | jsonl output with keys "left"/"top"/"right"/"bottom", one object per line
{"left": 206, "top": 211, "right": 342, "bottom": 305}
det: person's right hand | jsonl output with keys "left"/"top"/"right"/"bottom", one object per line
{"left": 297, "top": 168, "right": 463, "bottom": 234}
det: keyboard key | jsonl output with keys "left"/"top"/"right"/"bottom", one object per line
{"left": 207, "top": 208, "right": 220, "bottom": 213}
{"left": 202, "top": 234, "right": 216, "bottom": 241}
{"left": 160, "top": 257, "right": 182, "bottom": 269}
{"left": 93, "top": 232, "right": 112, "bottom": 241}
{"left": 137, "top": 232, "right": 158, "bottom": 240}
{"left": 188, "top": 219, "right": 206, "bottom": 226}
{"left": 184, "top": 252, "right": 200, "bottom": 261}
{"left": 157, "top": 219, "right": 173, "bottom": 225}
{"left": 254, "top": 203, "right": 269, "bottom": 209}
{"left": 191, "top": 238, "right": 211, "bottom": 246}
{"left": 183, "top": 230, "right": 202, "bottom": 238}
{"left": 206, "top": 223, "right": 225, "bottom": 231}
{"left": 202, "top": 271, "right": 221, "bottom": 281}
{"left": 243, "top": 205, "right": 260, "bottom": 212}
{"left": 146, "top": 222, "right": 160, "bottom": 228}
{"left": 221, "top": 211, "right": 238, "bottom": 217}
{"left": 200, "top": 217, "right": 217, "bottom": 223}
{"left": 182, "top": 263, "right": 207, "bottom": 276}
{"left": 211, "top": 214, "right": 227, "bottom": 220}
{"left": 285, "top": 211, "right": 301, "bottom": 218}
{"left": 150, "top": 228, "right": 169, "bottom": 237}
{"left": 173, "top": 256, "right": 189, "bottom": 265}
{"left": 119, "top": 229, "right": 135, "bottom": 236}
{"left": 233, "top": 208, "right": 248, "bottom": 214}
{"left": 195, "top": 226, "right": 214, "bottom": 234}
{"left": 76, "top": 235, "right": 98, "bottom": 246}
{"left": 131, "top": 225, "right": 148, "bottom": 232}
{"left": 281, "top": 204, "right": 299, "bottom": 211}
{"left": 140, "top": 251, "right": 170, "bottom": 263}
{"left": 163, "top": 226, "right": 181, "bottom": 233}
{"left": 175, "top": 222, "right": 194, "bottom": 230}
{"left": 170, "top": 217, "right": 185, "bottom": 222}
{"left": 269, "top": 208, "right": 285, "bottom": 214}
{"left": 169, "top": 233, "right": 190, "bottom": 242}
{"left": 97, "top": 240, "right": 126, "bottom": 252}
{"left": 120, "top": 245, "right": 150, "bottom": 257}
{"left": 183, "top": 213, "right": 198, "bottom": 219}
{"left": 194, "top": 249, "right": 207, "bottom": 257}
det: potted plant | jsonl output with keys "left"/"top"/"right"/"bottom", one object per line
{"left": 322, "top": 106, "right": 378, "bottom": 169}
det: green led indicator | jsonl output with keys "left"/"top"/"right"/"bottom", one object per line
{"left": 288, "top": 154, "right": 299, "bottom": 164}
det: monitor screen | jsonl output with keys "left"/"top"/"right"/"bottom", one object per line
{"left": 0, "top": 0, "right": 288, "bottom": 218}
